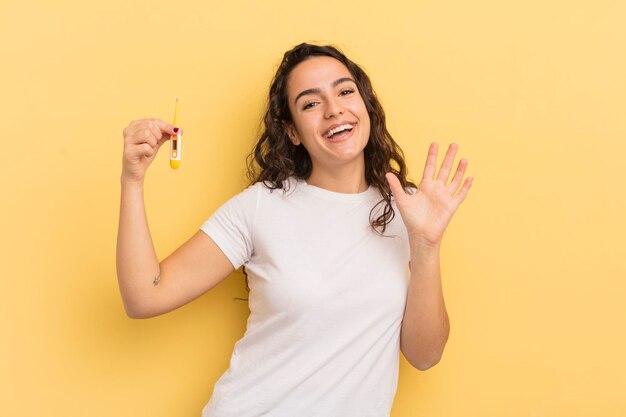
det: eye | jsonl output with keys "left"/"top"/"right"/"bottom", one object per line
{"left": 340, "top": 89, "right": 355, "bottom": 96}
{"left": 302, "top": 101, "right": 318, "bottom": 110}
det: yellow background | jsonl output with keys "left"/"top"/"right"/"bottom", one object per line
{"left": 1, "top": 0, "right": 625, "bottom": 415}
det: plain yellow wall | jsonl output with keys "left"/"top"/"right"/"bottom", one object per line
{"left": 1, "top": 0, "right": 625, "bottom": 416}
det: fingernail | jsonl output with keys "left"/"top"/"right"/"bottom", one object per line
{"left": 173, "top": 127, "right": 179, "bottom": 133}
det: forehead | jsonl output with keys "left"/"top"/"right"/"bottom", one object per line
{"left": 287, "top": 56, "right": 353, "bottom": 95}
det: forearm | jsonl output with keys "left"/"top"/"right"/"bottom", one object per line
{"left": 400, "top": 238, "right": 450, "bottom": 370}
{"left": 116, "top": 178, "right": 161, "bottom": 316}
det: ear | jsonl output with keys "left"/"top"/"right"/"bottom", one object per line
{"left": 285, "top": 123, "right": 301, "bottom": 146}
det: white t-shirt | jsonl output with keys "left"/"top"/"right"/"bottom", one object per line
{"left": 200, "top": 176, "right": 411, "bottom": 417}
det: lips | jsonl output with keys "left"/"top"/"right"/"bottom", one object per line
{"left": 324, "top": 125, "right": 356, "bottom": 143}
{"left": 323, "top": 122, "right": 356, "bottom": 138}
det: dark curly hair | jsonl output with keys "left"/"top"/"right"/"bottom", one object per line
{"left": 238, "top": 42, "right": 416, "bottom": 297}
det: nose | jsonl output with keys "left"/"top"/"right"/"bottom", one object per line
{"left": 324, "top": 97, "right": 344, "bottom": 118}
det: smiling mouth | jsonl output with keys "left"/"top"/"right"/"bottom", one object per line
{"left": 324, "top": 123, "right": 354, "bottom": 138}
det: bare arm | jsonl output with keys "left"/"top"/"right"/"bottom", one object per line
{"left": 116, "top": 118, "right": 234, "bottom": 319}
{"left": 386, "top": 142, "right": 472, "bottom": 370}
{"left": 400, "top": 240, "right": 449, "bottom": 371}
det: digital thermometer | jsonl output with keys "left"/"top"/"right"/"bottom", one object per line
{"left": 170, "top": 97, "right": 181, "bottom": 169}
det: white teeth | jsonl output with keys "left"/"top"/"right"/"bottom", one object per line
{"left": 325, "top": 124, "right": 353, "bottom": 138}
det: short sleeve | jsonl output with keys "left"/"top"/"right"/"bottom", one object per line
{"left": 200, "top": 184, "right": 259, "bottom": 270}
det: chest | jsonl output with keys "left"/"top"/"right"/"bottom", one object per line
{"left": 244, "top": 194, "right": 410, "bottom": 318}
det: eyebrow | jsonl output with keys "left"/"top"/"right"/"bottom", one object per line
{"left": 294, "top": 77, "right": 356, "bottom": 105}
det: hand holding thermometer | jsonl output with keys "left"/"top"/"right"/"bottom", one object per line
{"left": 170, "top": 97, "right": 181, "bottom": 169}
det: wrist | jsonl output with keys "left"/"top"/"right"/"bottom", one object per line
{"left": 409, "top": 234, "right": 442, "bottom": 251}
{"left": 120, "top": 172, "right": 145, "bottom": 188}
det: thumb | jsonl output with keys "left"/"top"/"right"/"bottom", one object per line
{"left": 152, "top": 118, "right": 181, "bottom": 135}
{"left": 385, "top": 172, "right": 407, "bottom": 204}
{"left": 158, "top": 125, "right": 182, "bottom": 147}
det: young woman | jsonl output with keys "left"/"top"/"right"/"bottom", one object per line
{"left": 117, "top": 43, "right": 473, "bottom": 417}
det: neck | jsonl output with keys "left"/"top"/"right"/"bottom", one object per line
{"left": 306, "top": 159, "right": 368, "bottom": 194}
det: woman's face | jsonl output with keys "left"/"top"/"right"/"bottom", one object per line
{"left": 285, "top": 56, "right": 371, "bottom": 173}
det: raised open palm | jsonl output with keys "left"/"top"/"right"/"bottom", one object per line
{"left": 386, "top": 142, "right": 473, "bottom": 247}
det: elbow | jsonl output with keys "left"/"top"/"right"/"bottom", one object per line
{"left": 401, "top": 324, "right": 450, "bottom": 371}
{"left": 118, "top": 283, "right": 161, "bottom": 319}
{"left": 125, "top": 308, "right": 149, "bottom": 320}
{"left": 122, "top": 299, "right": 157, "bottom": 320}
{"left": 411, "top": 355, "right": 442, "bottom": 371}
{"left": 124, "top": 304, "right": 149, "bottom": 319}
{"left": 402, "top": 345, "right": 445, "bottom": 371}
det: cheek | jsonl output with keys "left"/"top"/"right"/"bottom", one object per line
{"left": 296, "top": 115, "right": 319, "bottom": 136}
{"left": 353, "top": 97, "right": 370, "bottom": 120}
{"left": 361, "top": 113, "right": 372, "bottom": 141}
{"left": 289, "top": 121, "right": 313, "bottom": 146}
{"left": 359, "top": 106, "right": 371, "bottom": 130}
